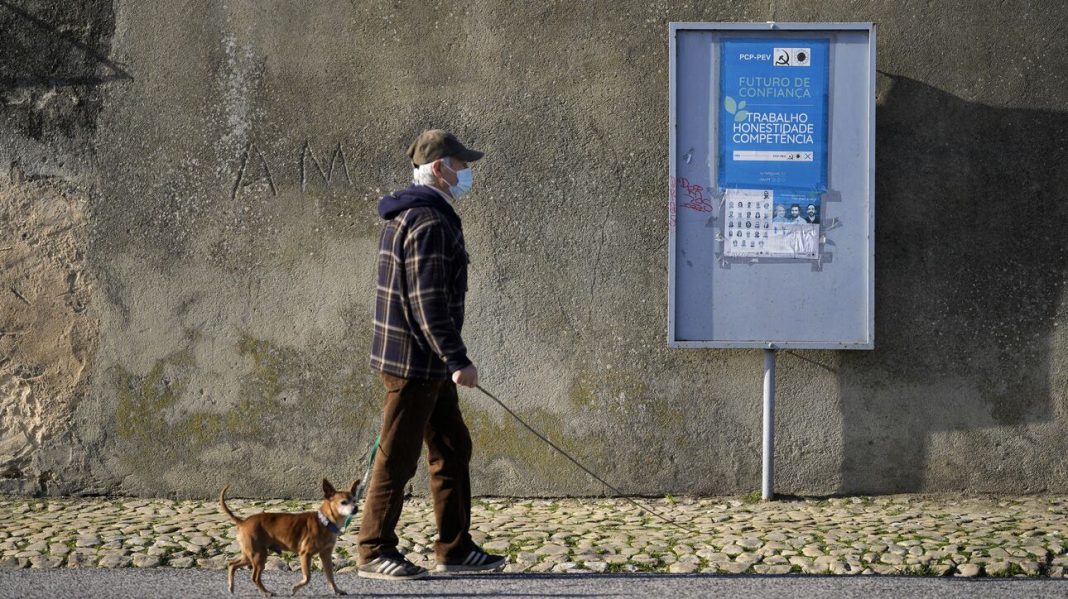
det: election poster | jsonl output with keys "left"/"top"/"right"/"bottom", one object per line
{"left": 718, "top": 39, "right": 829, "bottom": 192}
{"left": 718, "top": 38, "right": 829, "bottom": 260}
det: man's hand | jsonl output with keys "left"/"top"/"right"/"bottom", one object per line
{"left": 452, "top": 364, "right": 479, "bottom": 388}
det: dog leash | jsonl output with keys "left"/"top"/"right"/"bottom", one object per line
{"left": 352, "top": 386, "right": 696, "bottom": 535}
{"left": 343, "top": 435, "right": 380, "bottom": 533}
{"left": 474, "top": 384, "right": 697, "bottom": 535}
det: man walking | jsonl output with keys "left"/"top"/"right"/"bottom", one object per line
{"left": 358, "top": 130, "right": 505, "bottom": 580}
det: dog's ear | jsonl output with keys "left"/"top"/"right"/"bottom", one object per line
{"left": 348, "top": 480, "right": 360, "bottom": 496}
{"left": 322, "top": 478, "right": 336, "bottom": 498}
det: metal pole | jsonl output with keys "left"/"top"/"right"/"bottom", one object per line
{"left": 762, "top": 348, "right": 776, "bottom": 501}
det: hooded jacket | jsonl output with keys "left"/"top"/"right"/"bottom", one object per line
{"left": 369, "top": 184, "right": 471, "bottom": 379}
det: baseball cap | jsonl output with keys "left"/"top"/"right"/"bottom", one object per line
{"left": 407, "top": 129, "right": 484, "bottom": 166}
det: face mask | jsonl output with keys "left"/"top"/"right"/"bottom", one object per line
{"left": 442, "top": 161, "right": 473, "bottom": 199}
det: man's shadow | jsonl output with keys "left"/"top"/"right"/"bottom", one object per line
{"left": 833, "top": 74, "right": 1067, "bottom": 493}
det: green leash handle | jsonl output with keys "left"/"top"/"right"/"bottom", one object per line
{"left": 357, "top": 435, "right": 380, "bottom": 501}
{"left": 341, "top": 435, "right": 380, "bottom": 533}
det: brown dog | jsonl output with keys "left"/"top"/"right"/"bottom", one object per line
{"left": 220, "top": 480, "right": 358, "bottom": 596}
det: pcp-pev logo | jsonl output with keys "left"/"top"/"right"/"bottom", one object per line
{"left": 773, "top": 48, "right": 811, "bottom": 67}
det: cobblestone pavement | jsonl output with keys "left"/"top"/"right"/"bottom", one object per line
{"left": 1, "top": 495, "right": 1066, "bottom": 578}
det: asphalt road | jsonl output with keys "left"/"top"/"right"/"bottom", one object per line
{"left": 1, "top": 569, "right": 1066, "bottom": 598}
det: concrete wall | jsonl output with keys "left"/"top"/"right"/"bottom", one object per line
{"left": 1, "top": 0, "right": 1065, "bottom": 498}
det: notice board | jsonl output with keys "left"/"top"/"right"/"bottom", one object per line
{"left": 668, "top": 23, "right": 875, "bottom": 349}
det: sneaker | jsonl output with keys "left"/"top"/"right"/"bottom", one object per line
{"left": 435, "top": 547, "right": 507, "bottom": 573}
{"left": 357, "top": 552, "right": 429, "bottom": 580}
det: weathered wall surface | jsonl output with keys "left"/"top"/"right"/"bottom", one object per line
{"left": 1, "top": 0, "right": 112, "bottom": 494}
{"left": 0, "top": 0, "right": 1065, "bottom": 497}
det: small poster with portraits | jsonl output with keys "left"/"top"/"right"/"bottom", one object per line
{"left": 723, "top": 188, "right": 820, "bottom": 259}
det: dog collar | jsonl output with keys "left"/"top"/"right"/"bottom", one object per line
{"left": 317, "top": 510, "right": 342, "bottom": 535}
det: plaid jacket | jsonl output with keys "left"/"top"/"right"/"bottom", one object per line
{"left": 370, "top": 185, "right": 471, "bottom": 379}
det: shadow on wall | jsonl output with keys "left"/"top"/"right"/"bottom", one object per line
{"left": 835, "top": 74, "right": 1068, "bottom": 493}
{"left": 0, "top": 0, "right": 128, "bottom": 139}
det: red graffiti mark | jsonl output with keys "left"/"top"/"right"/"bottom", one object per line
{"left": 676, "top": 177, "right": 715, "bottom": 213}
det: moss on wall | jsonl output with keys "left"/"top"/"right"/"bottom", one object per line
{"left": 109, "top": 334, "right": 377, "bottom": 493}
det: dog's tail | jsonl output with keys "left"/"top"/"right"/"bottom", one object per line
{"left": 219, "top": 485, "right": 243, "bottom": 525}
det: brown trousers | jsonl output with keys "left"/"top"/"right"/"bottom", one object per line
{"left": 357, "top": 372, "right": 474, "bottom": 563}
